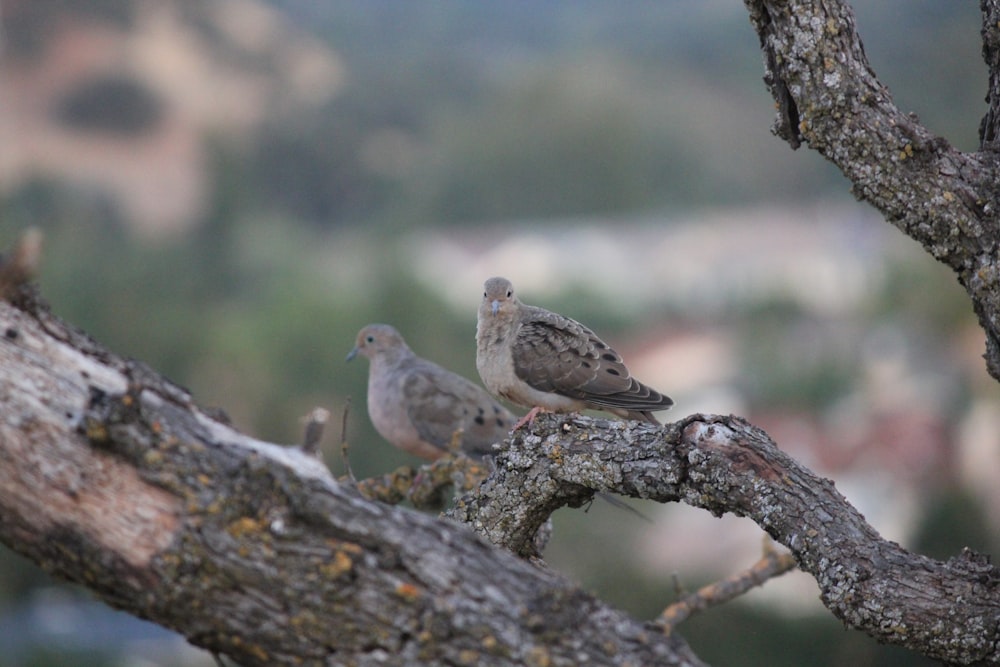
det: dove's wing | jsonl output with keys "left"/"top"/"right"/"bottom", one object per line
{"left": 511, "top": 306, "right": 673, "bottom": 412}
{"left": 402, "top": 361, "right": 515, "bottom": 458}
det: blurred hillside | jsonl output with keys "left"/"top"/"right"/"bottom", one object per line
{"left": 2, "top": 1, "right": 986, "bottom": 234}
{"left": 1, "top": 0, "right": 343, "bottom": 235}
{"left": 0, "top": 2, "right": 997, "bottom": 666}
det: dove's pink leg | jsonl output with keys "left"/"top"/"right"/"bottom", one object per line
{"left": 512, "top": 406, "right": 545, "bottom": 430}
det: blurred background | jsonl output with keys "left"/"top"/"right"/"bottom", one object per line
{"left": 1, "top": 1, "right": 998, "bottom": 665}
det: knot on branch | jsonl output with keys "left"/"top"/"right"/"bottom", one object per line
{"left": 746, "top": 1, "right": 802, "bottom": 148}
{"left": 82, "top": 384, "right": 163, "bottom": 459}
{"left": 447, "top": 413, "right": 685, "bottom": 557}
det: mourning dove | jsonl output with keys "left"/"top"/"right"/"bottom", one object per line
{"left": 347, "top": 323, "right": 516, "bottom": 460}
{"left": 476, "top": 277, "right": 673, "bottom": 424}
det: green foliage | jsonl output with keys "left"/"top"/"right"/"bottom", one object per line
{"left": 249, "top": 1, "right": 984, "bottom": 229}
{"left": 240, "top": 2, "right": 877, "bottom": 230}
{"left": 412, "top": 60, "right": 660, "bottom": 222}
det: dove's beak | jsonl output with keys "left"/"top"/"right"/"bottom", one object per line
{"left": 345, "top": 347, "right": 359, "bottom": 362}
{"left": 491, "top": 299, "right": 500, "bottom": 315}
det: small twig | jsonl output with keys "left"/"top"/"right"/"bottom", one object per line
{"left": 671, "top": 572, "right": 686, "bottom": 598}
{"left": 300, "top": 407, "right": 329, "bottom": 455}
{"left": 656, "top": 536, "right": 798, "bottom": 634}
{"left": 0, "top": 227, "right": 43, "bottom": 299}
{"left": 339, "top": 399, "right": 355, "bottom": 482}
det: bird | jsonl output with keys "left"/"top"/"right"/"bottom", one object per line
{"left": 476, "top": 276, "right": 673, "bottom": 425}
{"left": 347, "top": 323, "right": 516, "bottom": 460}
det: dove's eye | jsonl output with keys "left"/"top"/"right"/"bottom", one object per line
{"left": 483, "top": 291, "right": 487, "bottom": 298}
{"left": 506, "top": 289, "right": 512, "bottom": 297}
{"left": 366, "top": 335, "right": 375, "bottom": 343}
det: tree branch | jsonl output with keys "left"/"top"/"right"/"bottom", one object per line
{"left": 450, "top": 412, "right": 1000, "bottom": 663}
{"left": 655, "top": 538, "right": 798, "bottom": 633}
{"left": 0, "top": 293, "right": 705, "bottom": 667}
{"left": 1, "top": 243, "right": 999, "bottom": 667}
{"left": 6, "top": 285, "right": 998, "bottom": 664}
{"left": 744, "top": 0, "right": 1000, "bottom": 380}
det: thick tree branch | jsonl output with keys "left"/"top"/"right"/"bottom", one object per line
{"left": 450, "top": 413, "right": 1000, "bottom": 663}
{"left": 744, "top": 0, "right": 1000, "bottom": 380}
{"left": 0, "top": 293, "right": 704, "bottom": 667}
{"left": 6, "top": 286, "right": 998, "bottom": 664}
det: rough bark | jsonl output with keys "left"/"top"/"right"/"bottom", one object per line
{"left": 451, "top": 414, "right": 1000, "bottom": 663}
{"left": 0, "top": 291, "right": 703, "bottom": 667}
{"left": 745, "top": 0, "right": 1000, "bottom": 380}
{"left": 4, "top": 280, "right": 1000, "bottom": 665}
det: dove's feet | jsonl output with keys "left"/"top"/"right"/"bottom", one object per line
{"left": 512, "top": 406, "right": 545, "bottom": 431}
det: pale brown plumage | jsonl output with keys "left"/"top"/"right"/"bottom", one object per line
{"left": 347, "top": 323, "right": 515, "bottom": 460}
{"left": 476, "top": 277, "right": 673, "bottom": 424}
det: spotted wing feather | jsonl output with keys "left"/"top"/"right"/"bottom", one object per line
{"left": 511, "top": 306, "right": 673, "bottom": 412}
{"left": 402, "top": 361, "right": 515, "bottom": 458}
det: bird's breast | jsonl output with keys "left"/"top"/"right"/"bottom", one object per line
{"left": 476, "top": 327, "right": 514, "bottom": 396}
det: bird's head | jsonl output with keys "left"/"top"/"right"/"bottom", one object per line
{"left": 481, "top": 276, "right": 516, "bottom": 317}
{"left": 346, "top": 323, "right": 407, "bottom": 362}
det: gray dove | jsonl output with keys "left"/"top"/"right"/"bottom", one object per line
{"left": 476, "top": 276, "right": 673, "bottom": 424}
{"left": 347, "top": 323, "right": 515, "bottom": 460}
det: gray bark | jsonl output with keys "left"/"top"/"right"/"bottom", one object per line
{"left": 451, "top": 414, "right": 1000, "bottom": 663}
{"left": 4, "top": 279, "right": 1000, "bottom": 665}
{"left": 0, "top": 291, "right": 704, "bottom": 666}
{"left": 745, "top": 0, "right": 1000, "bottom": 380}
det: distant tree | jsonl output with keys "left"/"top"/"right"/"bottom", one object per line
{"left": 2, "top": 1, "right": 1000, "bottom": 665}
